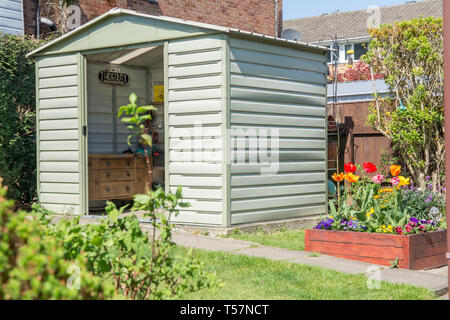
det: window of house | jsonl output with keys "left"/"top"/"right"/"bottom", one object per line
{"left": 354, "top": 42, "right": 369, "bottom": 60}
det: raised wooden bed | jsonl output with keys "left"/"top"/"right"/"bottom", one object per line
{"left": 305, "top": 229, "right": 447, "bottom": 270}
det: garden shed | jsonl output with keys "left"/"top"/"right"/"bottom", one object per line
{"left": 28, "top": 8, "right": 329, "bottom": 227}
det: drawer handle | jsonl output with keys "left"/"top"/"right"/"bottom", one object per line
{"left": 106, "top": 173, "right": 111, "bottom": 178}
{"left": 125, "top": 186, "right": 130, "bottom": 192}
{"left": 126, "top": 161, "right": 131, "bottom": 166}
{"left": 106, "top": 187, "right": 110, "bottom": 192}
{"left": 127, "top": 172, "right": 130, "bottom": 177}
{"left": 106, "top": 161, "right": 110, "bottom": 166}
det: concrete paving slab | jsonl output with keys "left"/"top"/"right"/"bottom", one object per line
{"left": 172, "top": 232, "right": 255, "bottom": 253}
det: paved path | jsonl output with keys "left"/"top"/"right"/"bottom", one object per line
{"left": 169, "top": 229, "right": 449, "bottom": 298}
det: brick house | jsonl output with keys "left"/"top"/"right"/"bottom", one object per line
{"left": 7, "top": 0, "right": 282, "bottom": 37}
{"left": 283, "top": 0, "right": 442, "bottom": 175}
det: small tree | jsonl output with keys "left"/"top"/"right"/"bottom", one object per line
{"left": 363, "top": 17, "right": 444, "bottom": 189}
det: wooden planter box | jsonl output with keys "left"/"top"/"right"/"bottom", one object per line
{"left": 305, "top": 229, "right": 447, "bottom": 270}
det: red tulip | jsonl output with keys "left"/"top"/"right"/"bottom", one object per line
{"left": 344, "top": 163, "right": 357, "bottom": 174}
{"left": 363, "top": 162, "right": 377, "bottom": 173}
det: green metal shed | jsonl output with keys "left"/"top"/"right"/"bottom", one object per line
{"left": 28, "top": 8, "right": 329, "bottom": 227}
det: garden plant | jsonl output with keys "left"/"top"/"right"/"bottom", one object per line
{"left": 0, "top": 34, "right": 43, "bottom": 206}
{"left": 315, "top": 161, "right": 447, "bottom": 235}
{"left": 363, "top": 17, "right": 444, "bottom": 190}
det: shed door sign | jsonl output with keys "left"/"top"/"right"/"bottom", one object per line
{"left": 99, "top": 65, "right": 129, "bottom": 85}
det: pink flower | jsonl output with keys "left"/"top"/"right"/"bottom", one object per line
{"left": 391, "top": 177, "right": 400, "bottom": 187}
{"left": 372, "top": 174, "right": 385, "bottom": 184}
{"left": 395, "top": 227, "right": 403, "bottom": 235}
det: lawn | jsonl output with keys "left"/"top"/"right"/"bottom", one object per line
{"left": 177, "top": 248, "right": 435, "bottom": 300}
{"left": 225, "top": 228, "right": 306, "bottom": 251}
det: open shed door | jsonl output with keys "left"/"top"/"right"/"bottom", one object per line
{"left": 36, "top": 53, "right": 88, "bottom": 215}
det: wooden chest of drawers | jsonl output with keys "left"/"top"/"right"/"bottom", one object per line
{"left": 88, "top": 154, "right": 152, "bottom": 202}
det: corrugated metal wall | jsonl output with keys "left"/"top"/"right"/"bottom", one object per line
{"left": 228, "top": 37, "right": 328, "bottom": 225}
{"left": 0, "top": 0, "right": 24, "bottom": 35}
{"left": 167, "top": 35, "right": 226, "bottom": 226}
{"left": 37, "top": 54, "right": 81, "bottom": 214}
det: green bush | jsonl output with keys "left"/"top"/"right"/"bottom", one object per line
{"left": 0, "top": 34, "right": 43, "bottom": 205}
{"left": 45, "top": 187, "right": 219, "bottom": 300}
{"left": 0, "top": 184, "right": 118, "bottom": 300}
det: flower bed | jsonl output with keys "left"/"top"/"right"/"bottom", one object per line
{"left": 309, "top": 162, "right": 447, "bottom": 270}
{"left": 305, "top": 229, "right": 447, "bottom": 270}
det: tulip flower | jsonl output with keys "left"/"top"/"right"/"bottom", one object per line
{"left": 344, "top": 172, "right": 360, "bottom": 183}
{"left": 398, "top": 176, "right": 410, "bottom": 187}
{"left": 372, "top": 174, "right": 384, "bottom": 184}
{"left": 332, "top": 172, "right": 345, "bottom": 182}
{"left": 363, "top": 162, "right": 377, "bottom": 173}
{"left": 344, "top": 163, "right": 357, "bottom": 174}
{"left": 390, "top": 165, "right": 401, "bottom": 177}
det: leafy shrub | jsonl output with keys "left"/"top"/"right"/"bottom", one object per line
{"left": 44, "top": 187, "right": 219, "bottom": 300}
{"left": 364, "top": 17, "right": 444, "bottom": 189}
{"left": 0, "top": 34, "right": 43, "bottom": 206}
{"left": 0, "top": 183, "right": 118, "bottom": 300}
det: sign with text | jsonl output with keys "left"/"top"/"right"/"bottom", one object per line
{"left": 99, "top": 65, "right": 129, "bottom": 86}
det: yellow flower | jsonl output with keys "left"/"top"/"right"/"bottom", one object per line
{"left": 398, "top": 176, "right": 410, "bottom": 188}
{"left": 344, "top": 173, "right": 360, "bottom": 183}
{"left": 366, "top": 208, "right": 374, "bottom": 220}
{"left": 379, "top": 188, "right": 394, "bottom": 194}
{"left": 374, "top": 195, "right": 380, "bottom": 200}
{"left": 332, "top": 172, "right": 345, "bottom": 182}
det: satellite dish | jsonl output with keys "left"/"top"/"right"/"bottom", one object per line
{"left": 281, "top": 28, "right": 302, "bottom": 42}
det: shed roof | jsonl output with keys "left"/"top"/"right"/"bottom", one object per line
{"left": 283, "top": 0, "right": 442, "bottom": 43}
{"left": 28, "top": 8, "right": 327, "bottom": 58}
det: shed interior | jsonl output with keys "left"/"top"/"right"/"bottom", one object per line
{"left": 85, "top": 46, "right": 165, "bottom": 210}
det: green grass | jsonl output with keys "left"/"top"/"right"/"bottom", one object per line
{"left": 177, "top": 248, "right": 435, "bottom": 300}
{"left": 225, "top": 228, "right": 306, "bottom": 251}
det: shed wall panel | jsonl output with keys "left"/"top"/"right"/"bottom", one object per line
{"left": 167, "top": 36, "right": 225, "bottom": 225}
{"left": 229, "top": 37, "right": 327, "bottom": 225}
{"left": 0, "top": 0, "right": 23, "bottom": 35}
{"left": 37, "top": 55, "right": 81, "bottom": 214}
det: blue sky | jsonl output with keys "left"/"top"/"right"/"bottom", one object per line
{"left": 283, "top": 0, "right": 420, "bottom": 20}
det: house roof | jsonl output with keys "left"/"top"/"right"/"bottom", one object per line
{"left": 283, "top": 0, "right": 442, "bottom": 44}
{"left": 27, "top": 8, "right": 327, "bottom": 58}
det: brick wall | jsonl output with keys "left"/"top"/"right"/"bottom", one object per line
{"left": 29, "top": 0, "right": 282, "bottom": 37}
{"left": 23, "top": 0, "right": 37, "bottom": 35}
